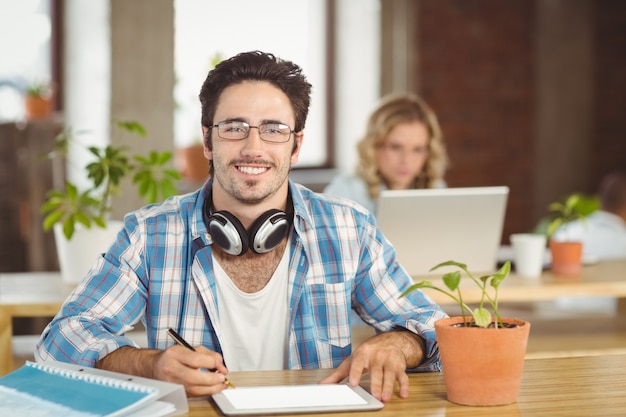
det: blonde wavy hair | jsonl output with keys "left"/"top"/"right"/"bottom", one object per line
{"left": 355, "top": 93, "right": 449, "bottom": 200}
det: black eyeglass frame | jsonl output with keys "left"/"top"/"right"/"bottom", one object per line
{"left": 209, "top": 120, "right": 297, "bottom": 143}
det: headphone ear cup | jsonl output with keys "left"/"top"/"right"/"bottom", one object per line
{"left": 207, "top": 211, "right": 249, "bottom": 256}
{"left": 248, "top": 209, "right": 291, "bottom": 254}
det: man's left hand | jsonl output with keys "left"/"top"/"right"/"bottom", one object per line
{"left": 318, "top": 330, "right": 425, "bottom": 402}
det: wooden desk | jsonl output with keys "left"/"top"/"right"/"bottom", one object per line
{"left": 418, "top": 259, "right": 626, "bottom": 313}
{"left": 186, "top": 354, "right": 626, "bottom": 416}
{"left": 0, "top": 272, "right": 72, "bottom": 375}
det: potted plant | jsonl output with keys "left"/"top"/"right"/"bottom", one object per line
{"left": 402, "top": 260, "right": 530, "bottom": 406}
{"left": 24, "top": 81, "right": 54, "bottom": 120}
{"left": 174, "top": 137, "right": 208, "bottom": 185}
{"left": 41, "top": 120, "right": 181, "bottom": 283}
{"left": 545, "top": 193, "right": 592, "bottom": 275}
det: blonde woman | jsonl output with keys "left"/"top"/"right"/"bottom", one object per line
{"left": 325, "top": 93, "right": 449, "bottom": 213}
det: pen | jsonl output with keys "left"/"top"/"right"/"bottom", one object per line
{"left": 166, "top": 327, "right": 235, "bottom": 389}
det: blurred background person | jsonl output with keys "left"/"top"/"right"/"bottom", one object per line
{"left": 324, "top": 93, "right": 448, "bottom": 213}
{"left": 552, "top": 170, "right": 626, "bottom": 260}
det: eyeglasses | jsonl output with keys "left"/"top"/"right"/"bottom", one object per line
{"left": 380, "top": 143, "right": 429, "bottom": 158}
{"left": 209, "top": 120, "right": 295, "bottom": 143}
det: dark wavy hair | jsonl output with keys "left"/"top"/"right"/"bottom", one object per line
{"left": 199, "top": 51, "right": 312, "bottom": 175}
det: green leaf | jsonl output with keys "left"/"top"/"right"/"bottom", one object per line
{"left": 157, "top": 151, "right": 172, "bottom": 165}
{"left": 400, "top": 281, "right": 435, "bottom": 297}
{"left": 430, "top": 260, "right": 468, "bottom": 272}
{"left": 133, "top": 154, "right": 149, "bottom": 165}
{"left": 145, "top": 181, "right": 158, "bottom": 204}
{"left": 65, "top": 183, "right": 78, "bottom": 199}
{"left": 442, "top": 271, "right": 461, "bottom": 291}
{"left": 62, "top": 217, "right": 76, "bottom": 240}
{"left": 40, "top": 200, "right": 62, "bottom": 214}
{"left": 93, "top": 216, "right": 106, "bottom": 228}
{"left": 117, "top": 120, "right": 147, "bottom": 137}
{"left": 164, "top": 169, "right": 182, "bottom": 180}
{"left": 490, "top": 261, "right": 511, "bottom": 289}
{"left": 74, "top": 211, "right": 91, "bottom": 228}
{"left": 473, "top": 307, "right": 492, "bottom": 328}
{"left": 160, "top": 179, "right": 178, "bottom": 198}
{"left": 42, "top": 210, "right": 65, "bottom": 231}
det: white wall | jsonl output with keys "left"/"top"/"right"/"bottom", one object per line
{"left": 64, "top": 0, "right": 110, "bottom": 189}
{"left": 334, "top": 0, "right": 381, "bottom": 174}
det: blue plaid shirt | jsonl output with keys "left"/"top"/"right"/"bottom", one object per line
{"left": 35, "top": 180, "right": 447, "bottom": 372}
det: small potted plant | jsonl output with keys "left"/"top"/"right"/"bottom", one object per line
{"left": 25, "top": 81, "right": 54, "bottom": 120}
{"left": 174, "top": 137, "right": 208, "bottom": 184}
{"left": 41, "top": 120, "right": 181, "bottom": 283}
{"left": 402, "top": 260, "right": 530, "bottom": 406}
{"left": 545, "top": 193, "right": 593, "bottom": 275}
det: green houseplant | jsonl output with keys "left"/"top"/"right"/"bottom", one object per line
{"left": 402, "top": 260, "right": 530, "bottom": 406}
{"left": 545, "top": 193, "right": 595, "bottom": 275}
{"left": 41, "top": 120, "right": 182, "bottom": 240}
{"left": 41, "top": 121, "right": 181, "bottom": 283}
{"left": 546, "top": 193, "right": 595, "bottom": 240}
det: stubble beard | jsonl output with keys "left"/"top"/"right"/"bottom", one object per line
{"left": 213, "top": 156, "right": 290, "bottom": 206}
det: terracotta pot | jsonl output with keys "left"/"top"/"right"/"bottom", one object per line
{"left": 175, "top": 144, "right": 208, "bottom": 183}
{"left": 549, "top": 240, "right": 583, "bottom": 275}
{"left": 25, "top": 95, "right": 53, "bottom": 119}
{"left": 435, "top": 316, "right": 530, "bottom": 406}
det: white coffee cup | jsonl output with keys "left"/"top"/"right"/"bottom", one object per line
{"left": 510, "top": 233, "right": 547, "bottom": 278}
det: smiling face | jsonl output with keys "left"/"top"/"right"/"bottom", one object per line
{"left": 375, "top": 121, "right": 429, "bottom": 190}
{"left": 203, "top": 81, "right": 302, "bottom": 215}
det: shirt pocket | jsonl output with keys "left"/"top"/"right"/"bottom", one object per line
{"left": 310, "top": 283, "right": 351, "bottom": 348}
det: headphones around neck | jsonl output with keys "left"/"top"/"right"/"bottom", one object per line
{"left": 202, "top": 190, "right": 293, "bottom": 256}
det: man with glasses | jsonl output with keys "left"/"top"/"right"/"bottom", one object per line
{"left": 36, "top": 51, "right": 447, "bottom": 402}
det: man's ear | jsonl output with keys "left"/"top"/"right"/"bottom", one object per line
{"left": 290, "top": 131, "right": 304, "bottom": 165}
{"left": 202, "top": 126, "right": 212, "bottom": 159}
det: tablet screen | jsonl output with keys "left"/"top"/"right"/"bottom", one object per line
{"left": 212, "top": 384, "right": 384, "bottom": 415}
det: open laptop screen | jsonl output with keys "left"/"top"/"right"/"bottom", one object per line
{"left": 376, "top": 186, "right": 509, "bottom": 276}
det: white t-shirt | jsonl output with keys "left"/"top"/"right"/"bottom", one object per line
{"left": 553, "top": 210, "right": 626, "bottom": 260}
{"left": 213, "top": 246, "right": 290, "bottom": 371}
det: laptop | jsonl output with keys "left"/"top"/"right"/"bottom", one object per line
{"left": 376, "top": 186, "right": 509, "bottom": 276}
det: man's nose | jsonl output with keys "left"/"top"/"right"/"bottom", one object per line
{"left": 241, "top": 128, "right": 264, "bottom": 152}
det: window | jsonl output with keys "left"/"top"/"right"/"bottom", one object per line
{"left": 0, "top": 0, "right": 52, "bottom": 122}
{"left": 174, "top": 0, "right": 329, "bottom": 168}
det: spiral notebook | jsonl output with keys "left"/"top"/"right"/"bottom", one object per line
{"left": 0, "top": 361, "right": 187, "bottom": 417}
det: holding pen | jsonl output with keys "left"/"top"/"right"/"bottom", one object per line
{"left": 166, "top": 327, "right": 235, "bottom": 389}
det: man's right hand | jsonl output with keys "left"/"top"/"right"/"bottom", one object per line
{"left": 96, "top": 345, "right": 230, "bottom": 397}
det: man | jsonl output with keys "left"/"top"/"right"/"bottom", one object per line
{"left": 36, "top": 51, "right": 447, "bottom": 402}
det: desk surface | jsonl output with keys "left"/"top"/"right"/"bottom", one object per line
{"left": 0, "top": 272, "right": 72, "bottom": 375}
{"left": 186, "top": 353, "right": 626, "bottom": 417}
{"left": 0, "top": 271, "right": 69, "bottom": 303}
{"left": 418, "top": 258, "right": 626, "bottom": 304}
{"left": 3, "top": 260, "right": 624, "bottom": 306}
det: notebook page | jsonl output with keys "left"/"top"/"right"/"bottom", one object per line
{"left": 0, "top": 362, "right": 159, "bottom": 417}
{"left": 0, "top": 385, "right": 98, "bottom": 417}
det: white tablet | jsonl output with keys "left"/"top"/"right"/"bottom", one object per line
{"left": 211, "top": 384, "right": 384, "bottom": 415}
